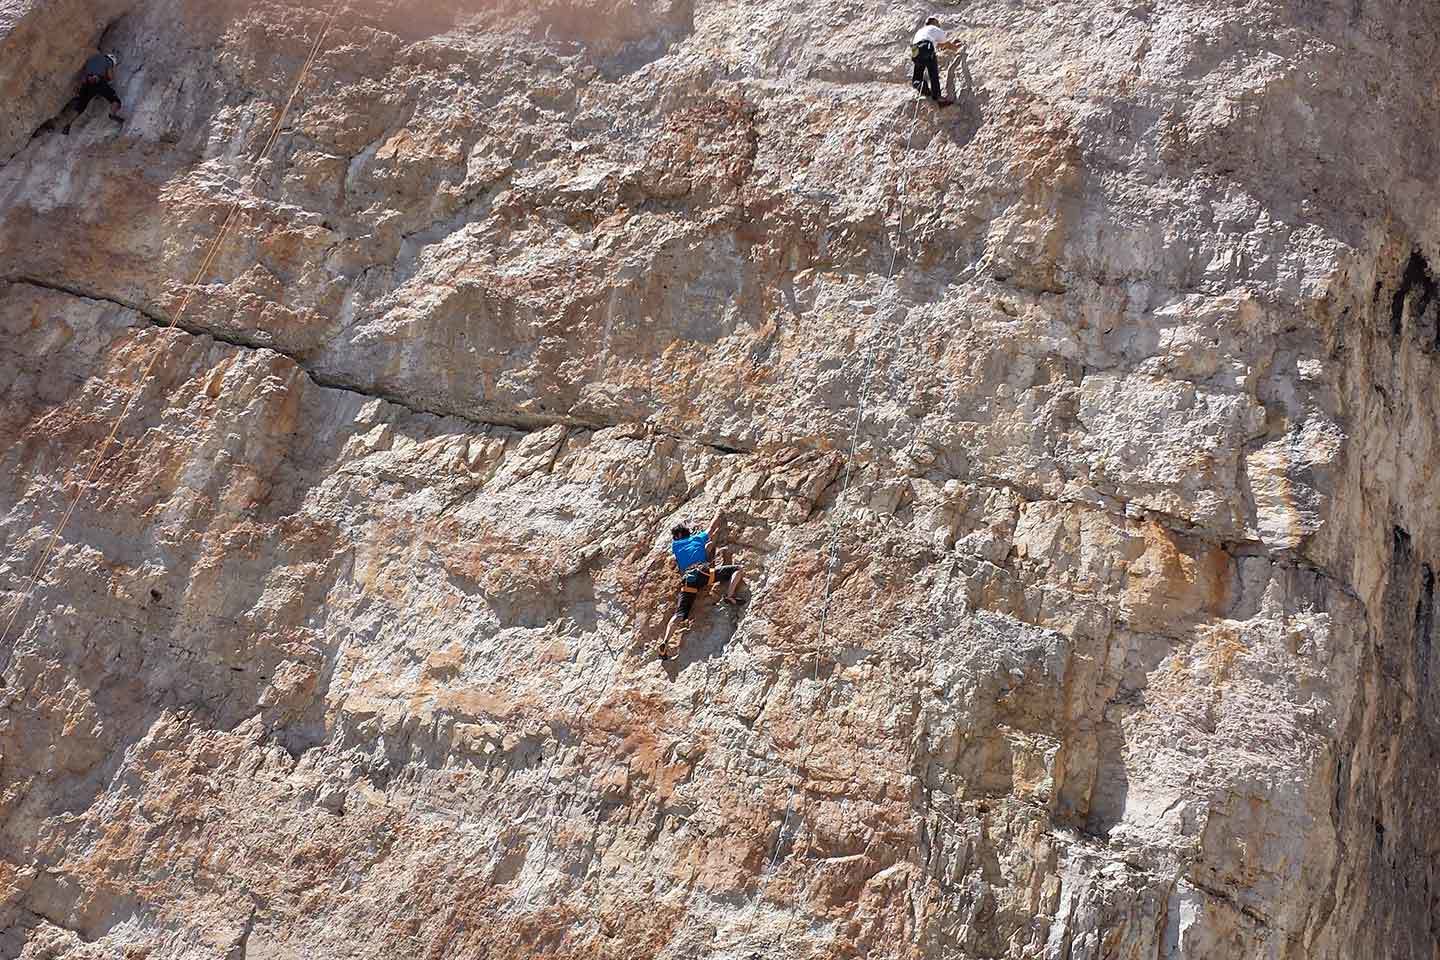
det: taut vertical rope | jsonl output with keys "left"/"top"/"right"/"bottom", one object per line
{"left": 0, "top": 1, "right": 346, "bottom": 653}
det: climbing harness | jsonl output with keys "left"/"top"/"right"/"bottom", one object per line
{"left": 679, "top": 562, "right": 717, "bottom": 594}
{"left": 0, "top": 2, "right": 344, "bottom": 653}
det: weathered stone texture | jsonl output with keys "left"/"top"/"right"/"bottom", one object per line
{"left": 2, "top": 0, "right": 1439, "bottom": 957}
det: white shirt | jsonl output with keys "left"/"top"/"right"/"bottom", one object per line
{"left": 913, "top": 25, "right": 946, "bottom": 45}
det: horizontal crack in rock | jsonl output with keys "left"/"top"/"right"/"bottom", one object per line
{"left": 6, "top": 275, "right": 751, "bottom": 457}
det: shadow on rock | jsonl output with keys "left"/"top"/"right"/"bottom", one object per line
{"left": 661, "top": 592, "right": 747, "bottom": 676}
{"left": 944, "top": 45, "right": 983, "bottom": 148}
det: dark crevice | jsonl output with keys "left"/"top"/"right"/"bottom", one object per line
{"left": 1418, "top": 563, "right": 1434, "bottom": 690}
{"left": 1392, "top": 525, "right": 1411, "bottom": 562}
{"left": 1389, "top": 250, "right": 1438, "bottom": 342}
{"left": 5, "top": 275, "right": 752, "bottom": 458}
{"left": 1415, "top": 564, "right": 1434, "bottom": 649}
{"left": 1187, "top": 876, "right": 1273, "bottom": 929}
{"left": 12, "top": 274, "right": 167, "bottom": 326}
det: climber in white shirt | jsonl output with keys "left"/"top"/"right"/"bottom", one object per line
{"left": 910, "top": 16, "right": 959, "bottom": 105}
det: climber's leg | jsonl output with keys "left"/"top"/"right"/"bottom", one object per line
{"left": 94, "top": 79, "right": 126, "bottom": 121}
{"left": 58, "top": 88, "right": 93, "bottom": 136}
{"left": 715, "top": 564, "right": 744, "bottom": 604}
{"left": 911, "top": 57, "right": 926, "bottom": 94}
{"left": 660, "top": 573, "right": 703, "bottom": 659}
{"left": 922, "top": 56, "right": 942, "bottom": 101}
{"left": 660, "top": 612, "right": 685, "bottom": 659}
{"left": 60, "top": 81, "right": 124, "bottom": 134}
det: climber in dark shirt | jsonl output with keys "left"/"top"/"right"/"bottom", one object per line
{"left": 60, "top": 52, "right": 126, "bottom": 134}
{"left": 658, "top": 507, "right": 744, "bottom": 660}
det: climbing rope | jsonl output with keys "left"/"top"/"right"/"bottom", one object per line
{"left": 2, "top": 11, "right": 942, "bottom": 941}
{"left": 732, "top": 91, "right": 925, "bottom": 950}
{"left": 0, "top": 2, "right": 344, "bottom": 653}
{"left": 811, "top": 97, "right": 924, "bottom": 680}
{"left": 497, "top": 94, "right": 932, "bottom": 936}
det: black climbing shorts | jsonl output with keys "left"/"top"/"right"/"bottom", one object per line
{"left": 70, "top": 78, "right": 121, "bottom": 115}
{"left": 675, "top": 564, "right": 740, "bottom": 619}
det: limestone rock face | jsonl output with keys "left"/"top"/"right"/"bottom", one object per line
{"left": 2, "top": 1, "right": 1439, "bottom": 957}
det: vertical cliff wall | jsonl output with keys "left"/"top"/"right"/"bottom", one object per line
{"left": 2, "top": 1, "right": 1439, "bottom": 957}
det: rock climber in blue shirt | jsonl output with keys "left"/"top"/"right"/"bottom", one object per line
{"left": 658, "top": 507, "right": 744, "bottom": 660}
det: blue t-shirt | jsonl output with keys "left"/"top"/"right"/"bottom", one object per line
{"left": 671, "top": 532, "right": 710, "bottom": 570}
{"left": 83, "top": 54, "right": 115, "bottom": 79}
